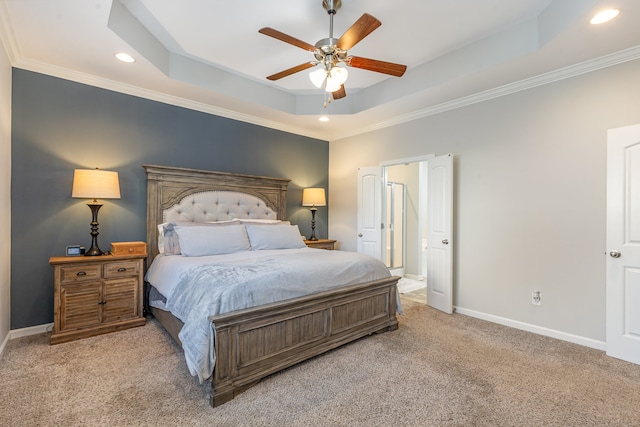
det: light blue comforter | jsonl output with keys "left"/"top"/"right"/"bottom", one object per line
{"left": 146, "top": 248, "right": 393, "bottom": 382}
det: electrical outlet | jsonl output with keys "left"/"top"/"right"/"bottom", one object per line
{"left": 531, "top": 291, "right": 542, "bottom": 306}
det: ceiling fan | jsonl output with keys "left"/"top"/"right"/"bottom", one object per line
{"left": 259, "top": 0, "right": 407, "bottom": 105}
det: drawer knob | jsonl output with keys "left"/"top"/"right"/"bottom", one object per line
{"left": 76, "top": 271, "right": 86, "bottom": 276}
{"left": 117, "top": 267, "right": 127, "bottom": 272}
{"left": 98, "top": 300, "right": 106, "bottom": 305}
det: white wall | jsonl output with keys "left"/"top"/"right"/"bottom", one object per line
{"left": 0, "top": 34, "right": 11, "bottom": 352}
{"left": 329, "top": 58, "right": 640, "bottom": 344}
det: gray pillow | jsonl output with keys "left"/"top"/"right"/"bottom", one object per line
{"left": 245, "top": 224, "right": 306, "bottom": 250}
{"left": 175, "top": 223, "right": 251, "bottom": 256}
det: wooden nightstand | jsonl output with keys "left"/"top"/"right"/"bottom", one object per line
{"left": 304, "top": 239, "right": 337, "bottom": 250}
{"left": 49, "top": 254, "right": 146, "bottom": 344}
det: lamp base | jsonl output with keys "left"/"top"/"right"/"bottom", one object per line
{"left": 84, "top": 203, "right": 104, "bottom": 256}
{"left": 84, "top": 246, "right": 104, "bottom": 257}
{"left": 309, "top": 206, "right": 318, "bottom": 241}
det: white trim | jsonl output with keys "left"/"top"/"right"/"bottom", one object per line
{"left": 338, "top": 46, "right": 640, "bottom": 141}
{"left": 9, "top": 323, "right": 53, "bottom": 340}
{"left": 0, "top": 1, "right": 20, "bottom": 64}
{"left": 5, "top": 38, "right": 640, "bottom": 142}
{"left": 1, "top": 324, "right": 53, "bottom": 357}
{"left": 10, "top": 58, "right": 329, "bottom": 142}
{"left": 455, "top": 306, "right": 606, "bottom": 351}
{"left": 0, "top": 332, "right": 9, "bottom": 357}
{"left": 380, "top": 154, "right": 434, "bottom": 167}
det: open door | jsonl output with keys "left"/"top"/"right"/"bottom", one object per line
{"left": 426, "top": 154, "right": 453, "bottom": 314}
{"left": 357, "top": 166, "right": 383, "bottom": 260}
{"left": 606, "top": 124, "right": 640, "bottom": 365}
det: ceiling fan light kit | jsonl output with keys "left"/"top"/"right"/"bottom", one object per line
{"left": 259, "top": 0, "right": 406, "bottom": 107}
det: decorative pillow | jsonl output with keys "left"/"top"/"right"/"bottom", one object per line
{"left": 160, "top": 220, "right": 237, "bottom": 255}
{"left": 175, "top": 223, "right": 251, "bottom": 256}
{"left": 245, "top": 224, "right": 306, "bottom": 250}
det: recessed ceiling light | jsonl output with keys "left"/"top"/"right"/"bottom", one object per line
{"left": 319, "top": 116, "right": 329, "bottom": 122}
{"left": 115, "top": 52, "right": 136, "bottom": 63}
{"left": 590, "top": 9, "right": 620, "bottom": 24}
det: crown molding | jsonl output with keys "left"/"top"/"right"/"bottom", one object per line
{"left": 0, "top": 1, "right": 20, "bottom": 64}
{"left": 8, "top": 39, "right": 640, "bottom": 143}
{"left": 11, "top": 57, "right": 327, "bottom": 141}
{"left": 343, "top": 45, "right": 640, "bottom": 140}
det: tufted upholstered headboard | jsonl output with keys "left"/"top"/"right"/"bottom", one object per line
{"left": 143, "top": 164, "right": 290, "bottom": 261}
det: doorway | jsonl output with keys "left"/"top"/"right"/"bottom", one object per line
{"left": 357, "top": 153, "right": 453, "bottom": 313}
{"left": 383, "top": 161, "right": 427, "bottom": 303}
{"left": 385, "top": 181, "right": 406, "bottom": 276}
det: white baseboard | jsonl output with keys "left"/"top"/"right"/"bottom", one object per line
{"left": 454, "top": 306, "right": 606, "bottom": 351}
{"left": 10, "top": 323, "right": 53, "bottom": 339}
{"left": 0, "top": 323, "right": 53, "bottom": 357}
{"left": 0, "top": 332, "right": 9, "bottom": 357}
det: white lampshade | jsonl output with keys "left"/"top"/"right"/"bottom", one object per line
{"left": 330, "top": 66, "right": 348, "bottom": 85}
{"left": 302, "top": 188, "right": 326, "bottom": 207}
{"left": 72, "top": 169, "right": 121, "bottom": 200}
{"left": 325, "top": 67, "right": 348, "bottom": 92}
{"left": 310, "top": 66, "right": 348, "bottom": 92}
{"left": 309, "top": 68, "right": 327, "bottom": 88}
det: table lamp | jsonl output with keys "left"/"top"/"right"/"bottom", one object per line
{"left": 302, "top": 188, "right": 326, "bottom": 241}
{"left": 72, "top": 168, "right": 121, "bottom": 256}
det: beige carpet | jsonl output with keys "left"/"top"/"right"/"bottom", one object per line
{"left": 1, "top": 298, "right": 639, "bottom": 427}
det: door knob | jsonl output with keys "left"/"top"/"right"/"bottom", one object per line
{"left": 358, "top": 233, "right": 363, "bottom": 237}
{"left": 610, "top": 250, "right": 621, "bottom": 258}
{"left": 442, "top": 239, "right": 449, "bottom": 245}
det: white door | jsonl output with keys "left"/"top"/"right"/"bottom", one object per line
{"left": 426, "top": 154, "right": 453, "bottom": 314}
{"left": 606, "top": 124, "right": 640, "bottom": 365}
{"left": 357, "top": 167, "right": 383, "bottom": 260}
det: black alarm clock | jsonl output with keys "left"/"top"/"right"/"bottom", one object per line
{"left": 66, "top": 245, "right": 85, "bottom": 256}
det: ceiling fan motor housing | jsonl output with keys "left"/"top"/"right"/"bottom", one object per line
{"left": 314, "top": 38, "right": 348, "bottom": 64}
{"left": 322, "top": 0, "right": 341, "bottom": 14}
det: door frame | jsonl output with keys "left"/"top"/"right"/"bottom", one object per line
{"left": 381, "top": 155, "right": 434, "bottom": 280}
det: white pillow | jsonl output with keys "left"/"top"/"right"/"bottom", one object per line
{"left": 175, "top": 224, "right": 251, "bottom": 256}
{"left": 159, "top": 221, "right": 237, "bottom": 255}
{"left": 245, "top": 224, "right": 306, "bottom": 250}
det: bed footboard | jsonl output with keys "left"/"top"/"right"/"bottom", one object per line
{"left": 209, "top": 276, "right": 399, "bottom": 407}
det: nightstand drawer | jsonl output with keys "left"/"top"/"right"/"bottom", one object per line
{"left": 304, "top": 239, "right": 337, "bottom": 250}
{"left": 104, "top": 261, "right": 140, "bottom": 278}
{"left": 59, "top": 264, "right": 101, "bottom": 283}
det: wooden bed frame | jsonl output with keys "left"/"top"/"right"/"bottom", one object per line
{"left": 143, "top": 164, "right": 399, "bottom": 407}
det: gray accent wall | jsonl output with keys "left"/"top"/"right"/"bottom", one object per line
{"left": 11, "top": 69, "right": 328, "bottom": 329}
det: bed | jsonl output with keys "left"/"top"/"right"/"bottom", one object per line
{"left": 143, "top": 164, "right": 400, "bottom": 407}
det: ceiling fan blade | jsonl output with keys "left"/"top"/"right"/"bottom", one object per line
{"left": 332, "top": 85, "right": 346, "bottom": 100}
{"left": 259, "top": 27, "right": 317, "bottom": 52}
{"left": 336, "top": 13, "right": 381, "bottom": 51}
{"left": 347, "top": 56, "right": 407, "bottom": 77}
{"left": 266, "top": 62, "right": 316, "bottom": 81}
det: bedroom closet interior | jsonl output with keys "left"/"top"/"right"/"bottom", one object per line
{"left": 383, "top": 161, "right": 427, "bottom": 303}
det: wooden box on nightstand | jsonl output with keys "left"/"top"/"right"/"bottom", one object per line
{"left": 304, "top": 239, "right": 337, "bottom": 250}
{"left": 49, "top": 254, "right": 146, "bottom": 344}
